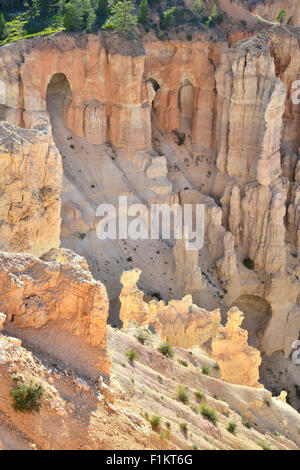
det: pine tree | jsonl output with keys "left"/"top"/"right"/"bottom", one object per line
{"left": 138, "top": 0, "right": 149, "bottom": 26}
{"left": 63, "top": 0, "right": 96, "bottom": 31}
{"left": 63, "top": 0, "right": 85, "bottom": 30}
{"left": 276, "top": 9, "right": 287, "bottom": 26}
{"left": 104, "top": 0, "right": 138, "bottom": 36}
{"left": 0, "top": 12, "right": 7, "bottom": 39}
{"left": 97, "top": 0, "right": 108, "bottom": 19}
{"left": 192, "top": 0, "right": 203, "bottom": 16}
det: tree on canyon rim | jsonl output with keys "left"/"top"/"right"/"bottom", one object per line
{"left": 63, "top": 0, "right": 96, "bottom": 31}
{"left": 0, "top": 13, "right": 7, "bottom": 39}
{"left": 138, "top": 0, "right": 149, "bottom": 25}
{"left": 276, "top": 9, "right": 287, "bottom": 26}
{"left": 104, "top": 0, "right": 138, "bottom": 36}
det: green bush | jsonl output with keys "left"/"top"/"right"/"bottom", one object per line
{"left": 125, "top": 348, "right": 138, "bottom": 362}
{"left": 161, "top": 6, "right": 178, "bottom": 29}
{"left": 199, "top": 402, "right": 218, "bottom": 426}
{"left": 179, "top": 422, "right": 188, "bottom": 434}
{"left": 177, "top": 385, "right": 189, "bottom": 404}
{"left": 158, "top": 342, "right": 174, "bottom": 359}
{"left": 243, "top": 257, "right": 255, "bottom": 270}
{"left": 178, "top": 359, "right": 188, "bottom": 367}
{"left": 226, "top": 421, "right": 237, "bottom": 434}
{"left": 195, "top": 390, "right": 205, "bottom": 402}
{"left": 192, "top": 0, "right": 203, "bottom": 16}
{"left": 201, "top": 365, "right": 210, "bottom": 376}
{"left": 136, "top": 334, "right": 146, "bottom": 345}
{"left": 10, "top": 382, "right": 44, "bottom": 414}
{"left": 242, "top": 418, "right": 251, "bottom": 429}
{"left": 159, "top": 429, "right": 170, "bottom": 439}
{"left": 150, "top": 414, "right": 161, "bottom": 430}
{"left": 256, "top": 440, "right": 271, "bottom": 450}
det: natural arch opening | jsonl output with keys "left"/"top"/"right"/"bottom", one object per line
{"left": 231, "top": 295, "right": 271, "bottom": 349}
{"left": 146, "top": 78, "right": 160, "bottom": 120}
{"left": 178, "top": 79, "right": 194, "bottom": 133}
{"left": 46, "top": 73, "right": 72, "bottom": 128}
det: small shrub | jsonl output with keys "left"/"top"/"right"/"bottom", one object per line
{"left": 226, "top": 421, "right": 237, "bottom": 434}
{"left": 192, "top": 444, "right": 198, "bottom": 450}
{"left": 165, "top": 421, "right": 171, "bottom": 429}
{"left": 177, "top": 385, "right": 189, "bottom": 404}
{"left": 179, "top": 422, "right": 188, "bottom": 434}
{"left": 243, "top": 257, "right": 254, "bottom": 270}
{"left": 178, "top": 359, "right": 188, "bottom": 367}
{"left": 158, "top": 342, "right": 174, "bottom": 359}
{"left": 199, "top": 402, "right": 218, "bottom": 426}
{"left": 213, "top": 362, "right": 220, "bottom": 370}
{"left": 190, "top": 404, "right": 199, "bottom": 414}
{"left": 150, "top": 414, "right": 161, "bottom": 430}
{"left": 195, "top": 390, "right": 205, "bottom": 401}
{"left": 136, "top": 334, "right": 146, "bottom": 345}
{"left": 256, "top": 440, "right": 271, "bottom": 450}
{"left": 201, "top": 365, "right": 210, "bottom": 376}
{"left": 125, "top": 348, "right": 138, "bottom": 362}
{"left": 159, "top": 429, "right": 170, "bottom": 440}
{"left": 10, "top": 382, "right": 44, "bottom": 414}
{"left": 242, "top": 418, "right": 251, "bottom": 429}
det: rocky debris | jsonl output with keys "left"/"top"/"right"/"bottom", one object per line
{"left": 212, "top": 307, "right": 262, "bottom": 388}
{"left": 75, "top": 378, "right": 90, "bottom": 392}
{"left": 0, "top": 313, "right": 6, "bottom": 332}
{"left": 0, "top": 249, "right": 110, "bottom": 379}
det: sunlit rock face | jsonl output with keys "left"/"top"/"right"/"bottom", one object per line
{"left": 0, "top": 249, "right": 110, "bottom": 380}
{"left": 0, "top": 121, "right": 62, "bottom": 257}
{"left": 212, "top": 307, "right": 262, "bottom": 388}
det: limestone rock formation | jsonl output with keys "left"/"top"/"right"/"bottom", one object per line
{"left": 0, "top": 249, "right": 110, "bottom": 379}
{"left": 119, "top": 268, "right": 150, "bottom": 329}
{"left": 0, "top": 121, "right": 62, "bottom": 257}
{"left": 216, "top": 38, "right": 286, "bottom": 186}
{"left": 173, "top": 238, "right": 206, "bottom": 294}
{"left": 212, "top": 307, "right": 262, "bottom": 388}
{"left": 119, "top": 269, "right": 221, "bottom": 348}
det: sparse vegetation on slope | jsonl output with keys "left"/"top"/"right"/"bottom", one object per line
{"left": 10, "top": 382, "right": 44, "bottom": 414}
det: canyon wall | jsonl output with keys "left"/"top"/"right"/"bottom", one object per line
{"left": 0, "top": 26, "right": 299, "bottom": 404}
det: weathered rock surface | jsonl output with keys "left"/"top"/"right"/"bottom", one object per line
{"left": 0, "top": 249, "right": 110, "bottom": 379}
{"left": 119, "top": 269, "right": 221, "bottom": 349}
{"left": 0, "top": 121, "right": 62, "bottom": 257}
{"left": 212, "top": 307, "right": 262, "bottom": 388}
{"left": 216, "top": 38, "right": 286, "bottom": 186}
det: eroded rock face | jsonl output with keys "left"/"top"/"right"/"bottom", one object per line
{"left": 248, "top": 0, "right": 300, "bottom": 27}
{"left": 0, "top": 249, "right": 110, "bottom": 379}
{"left": 212, "top": 307, "right": 262, "bottom": 388}
{"left": 119, "top": 269, "right": 221, "bottom": 349}
{"left": 216, "top": 38, "right": 286, "bottom": 186}
{"left": 0, "top": 121, "right": 62, "bottom": 257}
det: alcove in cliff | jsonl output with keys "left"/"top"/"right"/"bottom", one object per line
{"left": 178, "top": 79, "right": 194, "bottom": 133}
{"left": 231, "top": 295, "right": 271, "bottom": 349}
{"left": 46, "top": 73, "right": 72, "bottom": 127}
